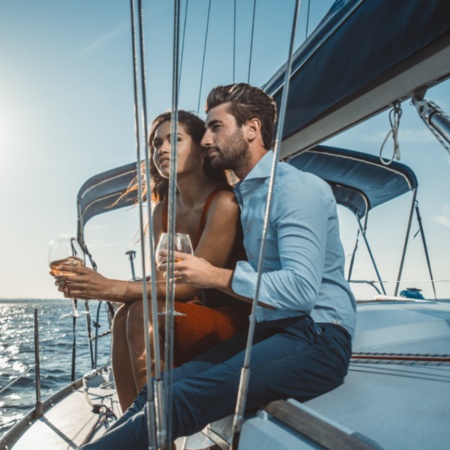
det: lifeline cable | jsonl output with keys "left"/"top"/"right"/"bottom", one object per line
{"left": 135, "top": 0, "right": 167, "bottom": 446}
{"left": 128, "top": 0, "right": 160, "bottom": 448}
{"left": 163, "top": 0, "right": 182, "bottom": 447}
{"left": 230, "top": 1, "right": 302, "bottom": 448}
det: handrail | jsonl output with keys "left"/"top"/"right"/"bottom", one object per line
{"left": 263, "top": 399, "right": 381, "bottom": 450}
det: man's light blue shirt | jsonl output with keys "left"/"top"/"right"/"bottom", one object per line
{"left": 232, "top": 151, "right": 357, "bottom": 338}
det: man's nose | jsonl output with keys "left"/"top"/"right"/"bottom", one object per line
{"left": 201, "top": 130, "right": 212, "bottom": 147}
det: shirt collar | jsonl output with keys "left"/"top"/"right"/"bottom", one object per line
{"left": 239, "top": 150, "right": 274, "bottom": 184}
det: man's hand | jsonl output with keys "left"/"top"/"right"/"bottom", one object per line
{"left": 157, "top": 250, "right": 233, "bottom": 291}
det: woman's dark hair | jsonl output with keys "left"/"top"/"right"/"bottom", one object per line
{"left": 205, "top": 83, "right": 277, "bottom": 150}
{"left": 128, "top": 110, "right": 229, "bottom": 203}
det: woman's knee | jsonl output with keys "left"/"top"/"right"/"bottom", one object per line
{"left": 112, "top": 304, "right": 131, "bottom": 335}
{"left": 126, "top": 300, "right": 166, "bottom": 340}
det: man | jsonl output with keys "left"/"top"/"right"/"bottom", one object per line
{"left": 82, "top": 83, "right": 356, "bottom": 449}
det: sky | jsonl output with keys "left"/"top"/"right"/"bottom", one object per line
{"left": 0, "top": 0, "right": 449, "bottom": 301}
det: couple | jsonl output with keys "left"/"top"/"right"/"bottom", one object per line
{"left": 59, "top": 83, "right": 356, "bottom": 449}
{"left": 55, "top": 107, "right": 250, "bottom": 411}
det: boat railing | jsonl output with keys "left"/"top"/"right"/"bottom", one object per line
{"left": 0, "top": 305, "right": 112, "bottom": 413}
{"left": 349, "top": 279, "right": 382, "bottom": 295}
{"left": 350, "top": 278, "right": 450, "bottom": 302}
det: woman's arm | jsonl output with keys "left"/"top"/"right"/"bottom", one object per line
{"left": 52, "top": 268, "right": 148, "bottom": 303}
{"left": 161, "top": 190, "right": 242, "bottom": 301}
{"left": 53, "top": 191, "right": 241, "bottom": 303}
{"left": 53, "top": 203, "right": 166, "bottom": 303}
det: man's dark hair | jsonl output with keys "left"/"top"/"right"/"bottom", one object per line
{"left": 205, "top": 83, "right": 277, "bottom": 150}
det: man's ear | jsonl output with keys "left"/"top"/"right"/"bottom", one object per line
{"left": 245, "top": 118, "right": 261, "bottom": 142}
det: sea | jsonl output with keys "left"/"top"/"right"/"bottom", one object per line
{"left": 0, "top": 298, "right": 112, "bottom": 441}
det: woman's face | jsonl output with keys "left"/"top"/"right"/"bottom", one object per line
{"left": 152, "top": 120, "right": 203, "bottom": 179}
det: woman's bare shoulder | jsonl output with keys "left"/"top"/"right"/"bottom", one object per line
{"left": 152, "top": 201, "right": 164, "bottom": 237}
{"left": 207, "top": 189, "right": 239, "bottom": 220}
{"left": 212, "top": 188, "right": 238, "bottom": 207}
{"left": 153, "top": 201, "right": 164, "bottom": 215}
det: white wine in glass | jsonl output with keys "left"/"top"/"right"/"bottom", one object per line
{"left": 48, "top": 237, "right": 86, "bottom": 318}
{"left": 155, "top": 233, "right": 193, "bottom": 264}
{"left": 155, "top": 233, "right": 193, "bottom": 316}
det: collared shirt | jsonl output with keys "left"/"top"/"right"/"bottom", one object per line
{"left": 232, "top": 151, "right": 357, "bottom": 338}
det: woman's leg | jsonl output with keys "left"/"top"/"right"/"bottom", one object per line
{"left": 126, "top": 299, "right": 166, "bottom": 392}
{"left": 111, "top": 303, "right": 138, "bottom": 412}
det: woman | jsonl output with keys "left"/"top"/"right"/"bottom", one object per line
{"left": 53, "top": 110, "right": 249, "bottom": 411}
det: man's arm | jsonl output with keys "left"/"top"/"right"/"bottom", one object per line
{"left": 231, "top": 177, "right": 332, "bottom": 312}
{"left": 159, "top": 251, "right": 272, "bottom": 307}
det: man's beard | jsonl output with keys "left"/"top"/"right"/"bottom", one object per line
{"left": 209, "top": 127, "right": 249, "bottom": 174}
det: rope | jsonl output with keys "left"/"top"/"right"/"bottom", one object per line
{"left": 379, "top": 101, "right": 402, "bottom": 165}
{"left": 231, "top": 1, "right": 302, "bottom": 448}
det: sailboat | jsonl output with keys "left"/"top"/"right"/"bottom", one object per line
{"left": 2, "top": 0, "right": 450, "bottom": 449}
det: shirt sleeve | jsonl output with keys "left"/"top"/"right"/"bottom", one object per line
{"left": 232, "top": 175, "right": 332, "bottom": 312}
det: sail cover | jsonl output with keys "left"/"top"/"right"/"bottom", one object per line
{"left": 265, "top": 0, "right": 450, "bottom": 157}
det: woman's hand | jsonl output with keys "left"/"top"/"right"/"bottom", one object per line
{"left": 51, "top": 265, "right": 112, "bottom": 300}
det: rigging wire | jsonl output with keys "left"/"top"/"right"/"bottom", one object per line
{"left": 305, "top": 0, "right": 311, "bottom": 38}
{"left": 197, "top": 0, "right": 212, "bottom": 114}
{"left": 413, "top": 200, "right": 437, "bottom": 300}
{"left": 247, "top": 0, "right": 257, "bottom": 83}
{"left": 163, "top": 0, "right": 182, "bottom": 446}
{"left": 233, "top": 0, "right": 237, "bottom": 82}
{"left": 128, "top": 0, "right": 160, "bottom": 448}
{"left": 178, "top": 0, "right": 189, "bottom": 90}
{"left": 230, "top": 1, "right": 302, "bottom": 448}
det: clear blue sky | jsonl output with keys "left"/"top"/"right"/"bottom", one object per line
{"left": 1, "top": 0, "right": 449, "bottom": 300}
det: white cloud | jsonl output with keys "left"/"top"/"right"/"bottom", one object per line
{"left": 79, "top": 21, "right": 129, "bottom": 57}
{"left": 398, "top": 128, "right": 440, "bottom": 144}
{"left": 433, "top": 206, "right": 450, "bottom": 228}
{"left": 434, "top": 216, "right": 450, "bottom": 228}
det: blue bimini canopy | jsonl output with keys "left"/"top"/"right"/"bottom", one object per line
{"left": 76, "top": 162, "right": 138, "bottom": 245}
{"left": 288, "top": 145, "right": 418, "bottom": 218}
{"left": 265, "top": 0, "right": 450, "bottom": 157}
{"left": 76, "top": 144, "right": 418, "bottom": 243}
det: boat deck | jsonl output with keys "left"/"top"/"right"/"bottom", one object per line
{"left": 2, "top": 371, "right": 119, "bottom": 450}
{"left": 3, "top": 300, "right": 450, "bottom": 450}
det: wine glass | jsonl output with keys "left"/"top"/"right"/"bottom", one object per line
{"left": 48, "top": 237, "right": 86, "bottom": 318}
{"left": 155, "top": 233, "right": 193, "bottom": 316}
